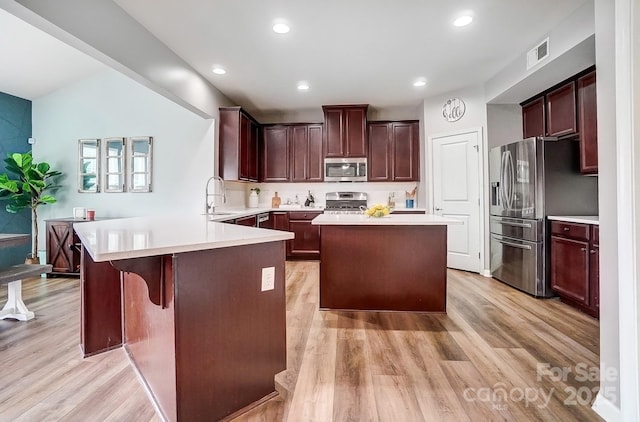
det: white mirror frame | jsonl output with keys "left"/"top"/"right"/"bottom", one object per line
{"left": 103, "top": 137, "right": 126, "bottom": 193}
{"left": 78, "top": 139, "right": 100, "bottom": 193}
{"left": 127, "top": 136, "right": 153, "bottom": 193}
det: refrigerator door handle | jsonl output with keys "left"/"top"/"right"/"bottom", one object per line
{"left": 495, "top": 220, "right": 532, "bottom": 228}
{"left": 496, "top": 239, "right": 532, "bottom": 250}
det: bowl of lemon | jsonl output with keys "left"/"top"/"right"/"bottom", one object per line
{"left": 364, "top": 204, "right": 391, "bottom": 218}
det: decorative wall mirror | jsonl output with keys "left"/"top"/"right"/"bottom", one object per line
{"left": 78, "top": 139, "right": 100, "bottom": 193}
{"left": 103, "top": 137, "right": 125, "bottom": 192}
{"left": 128, "top": 136, "right": 153, "bottom": 192}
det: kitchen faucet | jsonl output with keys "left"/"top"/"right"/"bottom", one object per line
{"left": 205, "top": 176, "right": 226, "bottom": 214}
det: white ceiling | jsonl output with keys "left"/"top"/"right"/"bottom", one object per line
{"left": 1, "top": 1, "right": 588, "bottom": 112}
{"left": 0, "top": 9, "right": 104, "bottom": 101}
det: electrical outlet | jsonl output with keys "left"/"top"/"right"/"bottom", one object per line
{"left": 261, "top": 267, "right": 275, "bottom": 291}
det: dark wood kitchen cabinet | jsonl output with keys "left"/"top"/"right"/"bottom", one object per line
{"left": 262, "top": 125, "right": 290, "bottom": 182}
{"left": 368, "top": 121, "right": 419, "bottom": 182}
{"left": 522, "top": 82, "right": 577, "bottom": 139}
{"left": 522, "top": 97, "right": 546, "bottom": 138}
{"left": 235, "top": 215, "right": 257, "bottom": 227}
{"left": 545, "top": 81, "right": 577, "bottom": 137}
{"left": 577, "top": 70, "right": 598, "bottom": 174}
{"left": 550, "top": 220, "right": 599, "bottom": 318}
{"left": 290, "top": 124, "right": 323, "bottom": 182}
{"left": 287, "top": 211, "right": 322, "bottom": 260}
{"left": 219, "top": 107, "right": 259, "bottom": 182}
{"left": 262, "top": 124, "right": 323, "bottom": 182}
{"left": 322, "top": 104, "right": 368, "bottom": 158}
{"left": 46, "top": 218, "right": 82, "bottom": 276}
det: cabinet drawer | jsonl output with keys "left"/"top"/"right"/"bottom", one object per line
{"left": 288, "top": 211, "right": 322, "bottom": 220}
{"left": 592, "top": 225, "right": 599, "bottom": 245}
{"left": 550, "top": 221, "right": 590, "bottom": 241}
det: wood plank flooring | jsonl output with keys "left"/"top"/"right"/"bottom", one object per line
{"left": 0, "top": 262, "right": 602, "bottom": 421}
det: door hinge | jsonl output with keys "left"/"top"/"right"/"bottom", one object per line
{"left": 478, "top": 252, "right": 481, "bottom": 258}
{"left": 473, "top": 144, "right": 479, "bottom": 151}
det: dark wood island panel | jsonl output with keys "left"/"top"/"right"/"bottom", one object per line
{"left": 319, "top": 225, "right": 447, "bottom": 312}
{"left": 81, "top": 241, "right": 287, "bottom": 421}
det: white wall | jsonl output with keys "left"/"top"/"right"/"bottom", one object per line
{"left": 485, "top": 1, "right": 596, "bottom": 103}
{"left": 422, "top": 84, "right": 488, "bottom": 211}
{"left": 486, "top": 104, "right": 523, "bottom": 148}
{"left": 32, "top": 69, "right": 221, "bottom": 256}
{"left": 590, "top": 0, "right": 620, "bottom": 418}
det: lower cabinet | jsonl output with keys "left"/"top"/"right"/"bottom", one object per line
{"left": 288, "top": 211, "right": 322, "bottom": 260}
{"left": 46, "top": 218, "right": 83, "bottom": 276}
{"left": 235, "top": 215, "right": 257, "bottom": 227}
{"left": 270, "top": 211, "right": 321, "bottom": 260}
{"left": 550, "top": 221, "right": 599, "bottom": 318}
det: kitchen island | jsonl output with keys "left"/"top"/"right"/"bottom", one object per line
{"left": 312, "top": 213, "right": 461, "bottom": 312}
{"left": 74, "top": 215, "right": 293, "bottom": 422}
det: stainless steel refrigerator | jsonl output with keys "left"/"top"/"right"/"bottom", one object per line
{"left": 489, "top": 137, "right": 598, "bottom": 297}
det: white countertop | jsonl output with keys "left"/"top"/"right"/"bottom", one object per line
{"left": 74, "top": 214, "right": 294, "bottom": 262}
{"left": 547, "top": 215, "right": 599, "bottom": 225}
{"left": 311, "top": 213, "right": 462, "bottom": 226}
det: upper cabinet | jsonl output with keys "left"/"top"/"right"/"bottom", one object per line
{"left": 522, "top": 97, "right": 545, "bottom": 139}
{"left": 521, "top": 67, "right": 598, "bottom": 174}
{"left": 322, "top": 105, "right": 368, "bottom": 158}
{"left": 262, "top": 125, "right": 289, "bottom": 182}
{"left": 368, "top": 121, "right": 419, "bottom": 182}
{"left": 577, "top": 71, "right": 598, "bottom": 174}
{"left": 546, "top": 81, "right": 577, "bottom": 137}
{"left": 219, "top": 107, "right": 259, "bottom": 182}
{"left": 262, "top": 123, "right": 323, "bottom": 182}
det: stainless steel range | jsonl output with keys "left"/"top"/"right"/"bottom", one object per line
{"left": 324, "top": 192, "right": 368, "bottom": 214}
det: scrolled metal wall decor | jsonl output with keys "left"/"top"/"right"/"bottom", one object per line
{"left": 442, "top": 98, "right": 466, "bottom": 122}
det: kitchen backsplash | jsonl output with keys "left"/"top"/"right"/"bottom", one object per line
{"left": 223, "top": 182, "right": 423, "bottom": 209}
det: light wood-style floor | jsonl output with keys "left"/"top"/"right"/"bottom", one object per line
{"left": 0, "top": 262, "right": 602, "bottom": 421}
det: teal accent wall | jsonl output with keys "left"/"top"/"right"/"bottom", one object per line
{"left": 0, "top": 91, "right": 32, "bottom": 267}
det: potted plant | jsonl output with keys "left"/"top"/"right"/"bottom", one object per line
{"left": 0, "top": 152, "right": 62, "bottom": 264}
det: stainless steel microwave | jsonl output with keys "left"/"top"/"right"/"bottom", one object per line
{"left": 324, "top": 157, "right": 367, "bottom": 182}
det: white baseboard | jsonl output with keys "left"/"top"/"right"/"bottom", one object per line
{"left": 592, "top": 391, "right": 621, "bottom": 422}
{"left": 481, "top": 269, "right": 492, "bottom": 277}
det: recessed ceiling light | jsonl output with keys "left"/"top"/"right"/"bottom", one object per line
{"left": 413, "top": 79, "right": 427, "bottom": 87}
{"left": 453, "top": 15, "right": 473, "bottom": 27}
{"left": 273, "top": 23, "right": 290, "bottom": 34}
{"left": 297, "top": 81, "right": 310, "bottom": 91}
{"left": 212, "top": 66, "right": 226, "bottom": 75}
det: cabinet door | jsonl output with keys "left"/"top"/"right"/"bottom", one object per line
{"left": 288, "top": 220, "right": 320, "bottom": 259}
{"left": 392, "top": 121, "right": 419, "bottom": 181}
{"left": 368, "top": 122, "right": 391, "bottom": 181}
{"left": 239, "top": 113, "right": 251, "bottom": 180}
{"left": 522, "top": 97, "right": 545, "bottom": 138}
{"left": 290, "top": 125, "right": 308, "bottom": 182}
{"left": 248, "top": 121, "right": 260, "bottom": 181}
{"left": 235, "top": 215, "right": 257, "bottom": 227}
{"left": 577, "top": 71, "right": 598, "bottom": 174}
{"left": 271, "top": 212, "right": 291, "bottom": 256}
{"left": 47, "top": 221, "right": 77, "bottom": 274}
{"left": 590, "top": 244, "right": 599, "bottom": 316}
{"left": 550, "top": 235, "right": 589, "bottom": 304}
{"left": 546, "top": 81, "right": 577, "bottom": 137}
{"left": 307, "top": 125, "right": 323, "bottom": 182}
{"left": 323, "top": 108, "right": 344, "bottom": 157}
{"left": 344, "top": 107, "right": 367, "bottom": 157}
{"left": 262, "top": 126, "right": 289, "bottom": 182}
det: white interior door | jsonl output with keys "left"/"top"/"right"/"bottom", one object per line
{"left": 431, "top": 130, "right": 481, "bottom": 272}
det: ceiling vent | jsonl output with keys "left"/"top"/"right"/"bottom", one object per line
{"left": 527, "top": 37, "right": 549, "bottom": 70}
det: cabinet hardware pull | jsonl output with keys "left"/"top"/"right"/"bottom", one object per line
{"left": 590, "top": 250, "right": 596, "bottom": 254}
{"left": 563, "top": 227, "right": 570, "bottom": 231}
{"left": 496, "top": 239, "right": 532, "bottom": 250}
{"left": 581, "top": 247, "right": 587, "bottom": 252}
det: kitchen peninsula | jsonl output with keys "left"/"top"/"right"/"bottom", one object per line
{"left": 74, "top": 215, "right": 293, "bottom": 422}
{"left": 312, "top": 213, "right": 461, "bottom": 312}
